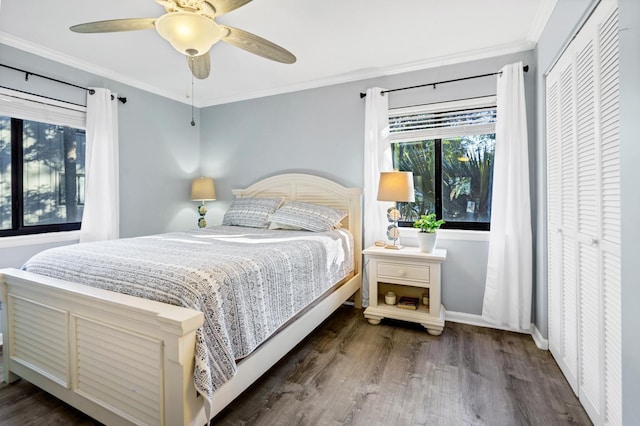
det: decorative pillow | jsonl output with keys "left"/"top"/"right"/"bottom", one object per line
{"left": 222, "top": 197, "right": 284, "bottom": 228}
{"left": 268, "top": 201, "right": 347, "bottom": 232}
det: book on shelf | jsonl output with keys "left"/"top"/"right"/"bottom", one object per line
{"left": 397, "top": 296, "right": 419, "bottom": 310}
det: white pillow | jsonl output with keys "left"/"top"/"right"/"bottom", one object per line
{"left": 268, "top": 221, "right": 305, "bottom": 231}
{"left": 268, "top": 201, "right": 346, "bottom": 232}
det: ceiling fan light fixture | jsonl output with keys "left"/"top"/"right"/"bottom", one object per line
{"left": 156, "top": 12, "right": 221, "bottom": 56}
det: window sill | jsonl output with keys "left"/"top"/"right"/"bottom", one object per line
{"left": 399, "top": 227, "right": 490, "bottom": 243}
{"left": 0, "top": 230, "right": 81, "bottom": 249}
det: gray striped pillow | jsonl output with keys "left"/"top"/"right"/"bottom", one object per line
{"left": 222, "top": 197, "right": 284, "bottom": 228}
{"left": 269, "top": 201, "right": 346, "bottom": 232}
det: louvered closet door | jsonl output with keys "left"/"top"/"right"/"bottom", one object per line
{"left": 598, "top": 7, "right": 621, "bottom": 425}
{"left": 546, "top": 76, "right": 563, "bottom": 377}
{"left": 574, "top": 26, "right": 602, "bottom": 419}
{"left": 545, "top": 0, "right": 620, "bottom": 425}
{"left": 546, "top": 57, "right": 579, "bottom": 392}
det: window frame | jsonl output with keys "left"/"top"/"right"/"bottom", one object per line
{"left": 0, "top": 89, "right": 87, "bottom": 237}
{"left": 389, "top": 96, "right": 497, "bottom": 232}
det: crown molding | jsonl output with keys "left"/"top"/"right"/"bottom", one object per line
{"left": 2, "top": 31, "right": 534, "bottom": 108}
{"left": 526, "top": 0, "right": 558, "bottom": 45}
{"left": 0, "top": 32, "right": 190, "bottom": 105}
{"left": 202, "top": 41, "right": 534, "bottom": 106}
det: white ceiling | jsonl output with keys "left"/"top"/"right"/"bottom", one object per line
{"left": 0, "top": 0, "right": 556, "bottom": 107}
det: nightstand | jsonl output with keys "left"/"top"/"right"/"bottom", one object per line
{"left": 363, "top": 245, "right": 446, "bottom": 335}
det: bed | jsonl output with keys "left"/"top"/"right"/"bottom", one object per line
{"left": 0, "top": 173, "right": 363, "bottom": 426}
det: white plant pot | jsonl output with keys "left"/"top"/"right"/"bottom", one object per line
{"left": 417, "top": 232, "right": 438, "bottom": 253}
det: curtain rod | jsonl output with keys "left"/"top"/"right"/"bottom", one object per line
{"left": 0, "top": 63, "right": 127, "bottom": 104}
{"left": 359, "top": 65, "right": 529, "bottom": 98}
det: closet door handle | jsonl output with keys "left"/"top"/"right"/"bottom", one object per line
{"left": 591, "top": 238, "right": 599, "bottom": 246}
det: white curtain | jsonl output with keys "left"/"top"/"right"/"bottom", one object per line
{"left": 482, "top": 62, "right": 532, "bottom": 331}
{"left": 363, "top": 87, "right": 392, "bottom": 306}
{"left": 80, "top": 88, "right": 119, "bottom": 243}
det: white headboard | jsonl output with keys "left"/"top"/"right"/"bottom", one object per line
{"left": 232, "top": 173, "right": 363, "bottom": 274}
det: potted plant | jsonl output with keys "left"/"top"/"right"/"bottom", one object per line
{"left": 413, "top": 213, "right": 445, "bottom": 253}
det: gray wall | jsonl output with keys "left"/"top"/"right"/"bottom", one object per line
{"left": 619, "top": 0, "right": 640, "bottom": 422}
{"left": 0, "top": 44, "right": 201, "bottom": 268}
{"left": 200, "top": 50, "right": 535, "bottom": 316}
{"left": 437, "top": 239, "right": 489, "bottom": 314}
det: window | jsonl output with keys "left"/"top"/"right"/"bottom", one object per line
{"left": 0, "top": 89, "right": 87, "bottom": 236}
{"left": 389, "top": 97, "right": 496, "bottom": 231}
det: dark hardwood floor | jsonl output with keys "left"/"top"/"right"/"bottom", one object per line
{"left": 0, "top": 347, "right": 100, "bottom": 425}
{"left": 0, "top": 307, "right": 591, "bottom": 425}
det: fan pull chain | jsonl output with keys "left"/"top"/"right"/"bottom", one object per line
{"left": 190, "top": 66, "right": 196, "bottom": 127}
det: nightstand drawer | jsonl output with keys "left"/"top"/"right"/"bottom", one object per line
{"left": 377, "top": 261, "right": 430, "bottom": 284}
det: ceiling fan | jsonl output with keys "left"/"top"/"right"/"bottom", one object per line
{"left": 69, "top": 0, "right": 296, "bottom": 80}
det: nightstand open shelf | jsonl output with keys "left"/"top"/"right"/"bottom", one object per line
{"left": 363, "top": 245, "right": 446, "bottom": 335}
{"left": 376, "top": 294, "right": 431, "bottom": 314}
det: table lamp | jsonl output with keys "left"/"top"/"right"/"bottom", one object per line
{"left": 377, "top": 171, "right": 415, "bottom": 249}
{"left": 191, "top": 176, "right": 216, "bottom": 228}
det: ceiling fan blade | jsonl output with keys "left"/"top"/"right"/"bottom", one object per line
{"left": 206, "top": 0, "right": 253, "bottom": 16}
{"left": 70, "top": 18, "right": 156, "bottom": 33}
{"left": 221, "top": 25, "right": 296, "bottom": 64}
{"left": 187, "top": 52, "right": 211, "bottom": 79}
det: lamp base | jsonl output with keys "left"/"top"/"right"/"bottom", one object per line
{"left": 197, "top": 202, "right": 207, "bottom": 228}
{"left": 385, "top": 219, "right": 402, "bottom": 250}
{"left": 384, "top": 244, "right": 404, "bottom": 250}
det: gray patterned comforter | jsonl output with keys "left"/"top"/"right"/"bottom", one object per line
{"left": 23, "top": 225, "right": 354, "bottom": 412}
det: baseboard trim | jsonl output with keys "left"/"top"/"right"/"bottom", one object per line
{"left": 530, "top": 324, "right": 549, "bottom": 350}
{"left": 445, "top": 311, "right": 548, "bottom": 350}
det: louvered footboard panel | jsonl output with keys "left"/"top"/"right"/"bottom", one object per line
{"left": 1, "top": 268, "right": 206, "bottom": 426}
{"left": 9, "top": 295, "right": 69, "bottom": 387}
{"left": 74, "top": 316, "right": 164, "bottom": 426}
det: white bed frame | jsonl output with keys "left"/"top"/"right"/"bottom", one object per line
{"left": 0, "top": 173, "right": 362, "bottom": 426}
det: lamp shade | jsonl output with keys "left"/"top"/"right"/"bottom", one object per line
{"left": 156, "top": 12, "right": 222, "bottom": 56}
{"left": 377, "top": 171, "right": 415, "bottom": 202}
{"left": 191, "top": 177, "right": 216, "bottom": 201}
